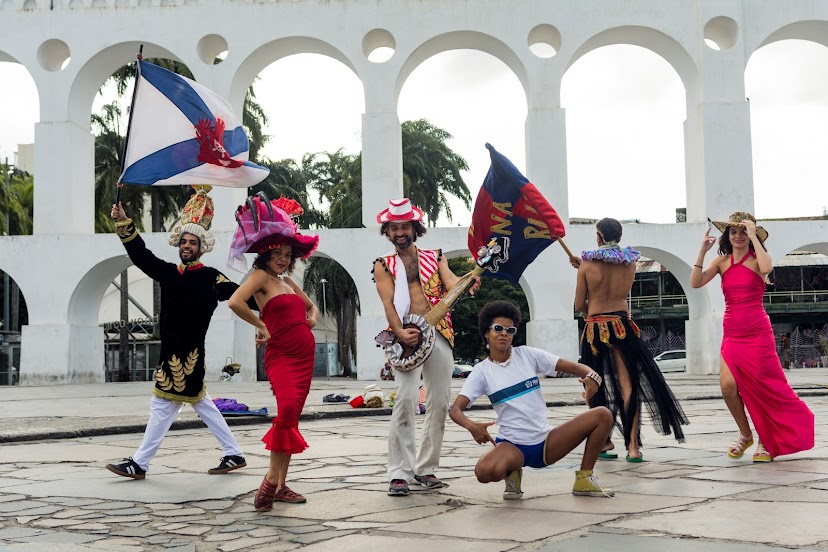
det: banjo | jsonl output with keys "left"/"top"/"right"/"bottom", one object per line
{"left": 375, "top": 237, "right": 510, "bottom": 371}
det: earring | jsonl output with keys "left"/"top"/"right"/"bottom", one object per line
{"left": 486, "top": 343, "right": 490, "bottom": 350}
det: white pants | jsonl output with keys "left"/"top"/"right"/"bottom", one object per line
{"left": 387, "top": 335, "right": 453, "bottom": 482}
{"left": 132, "top": 392, "right": 243, "bottom": 472}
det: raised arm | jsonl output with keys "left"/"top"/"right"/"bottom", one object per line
{"left": 284, "top": 276, "right": 319, "bottom": 328}
{"left": 228, "top": 269, "right": 270, "bottom": 347}
{"left": 743, "top": 219, "right": 773, "bottom": 276}
{"left": 690, "top": 228, "right": 721, "bottom": 288}
{"left": 111, "top": 202, "right": 174, "bottom": 282}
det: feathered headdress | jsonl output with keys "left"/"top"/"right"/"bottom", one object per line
{"left": 227, "top": 193, "right": 319, "bottom": 272}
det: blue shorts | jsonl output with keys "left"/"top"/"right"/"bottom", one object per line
{"left": 495, "top": 437, "right": 549, "bottom": 469}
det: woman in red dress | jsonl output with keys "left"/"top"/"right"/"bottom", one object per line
{"left": 691, "top": 212, "right": 814, "bottom": 462}
{"left": 228, "top": 195, "right": 319, "bottom": 510}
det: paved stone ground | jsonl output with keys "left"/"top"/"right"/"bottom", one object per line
{"left": 1, "top": 372, "right": 827, "bottom": 551}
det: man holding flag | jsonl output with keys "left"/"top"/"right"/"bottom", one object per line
{"left": 104, "top": 56, "right": 269, "bottom": 480}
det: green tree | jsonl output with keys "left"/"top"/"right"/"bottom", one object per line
{"left": 447, "top": 257, "right": 530, "bottom": 362}
{"left": 401, "top": 119, "right": 471, "bottom": 225}
{"left": 0, "top": 162, "right": 33, "bottom": 236}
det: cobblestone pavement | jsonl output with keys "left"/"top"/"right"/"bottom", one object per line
{"left": 0, "top": 392, "right": 827, "bottom": 551}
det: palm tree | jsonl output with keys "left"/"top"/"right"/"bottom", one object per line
{"left": 401, "top": 119, "right": 471, "bottom": 225}
{"left": 0, "top": 162, "right": 33, "bottom": 236}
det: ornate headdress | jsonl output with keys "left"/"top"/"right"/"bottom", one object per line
{"left": 227, "top": 193, "right": 319, "bottom": 272}
{"left": 711, "top": 211, "right": 769, "bottom": 243}
{"left": 168, "top": 186, "right": 215, "bottom": 254}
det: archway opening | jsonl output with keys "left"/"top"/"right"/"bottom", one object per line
{"left": 0, "top": 270, "right": 29, "bottom": 385}
{"left": 562, "top": 45, "right": 687, "bottom": 223}
{"left": 398, "top": 50, "right": 526, "bottom": 228}
{"left": 244, "top": 53, "right": 364, "bottom": 230}
{"left": 767, "top": 245, "right": 828, "bottom": 368}
{"left": 0, "top": 58, "right": 38, "bottom": 223}
{"left": 746, "top": 39, "right": 828, "bottom": 220}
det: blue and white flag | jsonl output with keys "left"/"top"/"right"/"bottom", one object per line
{"left": 119, "top": 60, "right": 269, "bottom": 188}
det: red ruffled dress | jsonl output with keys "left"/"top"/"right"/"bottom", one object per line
{"left": 261, "top": 293, "right": 315, "bottom": 454}
{"left": 721, "top": 252, "right": 814, "bottom": 457}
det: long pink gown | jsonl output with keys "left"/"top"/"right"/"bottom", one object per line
{"left": 721, "top": 251, "right": 814, "bottom": 458}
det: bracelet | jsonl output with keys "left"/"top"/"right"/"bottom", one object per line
{"left": 584, "top": 371, "right": 602, "bottom": 387}
{"left": 694, "top": 264, "right": 703, "bottom": 269}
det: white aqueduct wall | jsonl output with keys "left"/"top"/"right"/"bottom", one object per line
{"left": 1, "top": 0, "right": 827, "bottom": 383}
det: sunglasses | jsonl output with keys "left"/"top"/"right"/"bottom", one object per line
{"left": 490, "top": 324, "right": 518, "bottom": 335}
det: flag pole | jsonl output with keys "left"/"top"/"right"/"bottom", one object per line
{"left": 114, "top": 44, "right": 144, "bottom": 208}
{"left": 558, "top": 238, "right": 578, "bottom": 263}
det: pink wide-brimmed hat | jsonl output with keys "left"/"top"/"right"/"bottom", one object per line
{"left": 227, "top": 194, "right": 319, "bottom": 272}
{"left": 376, "top": 198, "right": 424, "bottom": 224}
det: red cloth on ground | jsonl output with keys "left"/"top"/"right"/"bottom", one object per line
{"left": 721, "top": 252, "right": 814, "bottom": 458}
{"left": 260, "top": 293, "right": 315, "bottom": 454}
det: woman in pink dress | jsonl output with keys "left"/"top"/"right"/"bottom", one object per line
{"left": 228, "top": 194, "right": 319, "bottom": 510}
{"left": 691, "top": 211, "right": 814, "bottom": 462}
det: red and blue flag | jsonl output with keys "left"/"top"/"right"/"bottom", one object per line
{"left": 119, "top": 60, "right": 269, "bottom": 188}
{"left": 468, "top": 143, "right": 566, "bottom": 284}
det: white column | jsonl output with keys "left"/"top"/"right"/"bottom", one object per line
{"left": 522, "top": 105, "right": 578, "bottom": 358}
{"left": 21, "top": 324, "right": 104, "bottom": 385}
{"left": 361, "top": 112, "right": 403, "bottom": 228}
{"left": 685, "top": 100, "right": 754, "bottom": 223}
{"left": 525, "top": 106, "right": 569, "bottom": 221}
{"left": 33, "top": 121, "right": 94, "bottom": 235}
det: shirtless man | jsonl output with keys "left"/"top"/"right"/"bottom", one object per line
{"left": 573, "top": 217, "right": 687, "bottom": 462}
{"left": 373, "top": 198, "right": 478, "bottom": 496}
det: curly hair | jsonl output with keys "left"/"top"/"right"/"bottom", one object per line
{"left": 380, "top": 220, "right": 427, "bottom": 241}
{"left": 595, "top": 217, "right": 623, "bottom": 244}
{"left": 252, "top": 247, "right": 297, "bottom": 275}
{"left": 478, "top": 300, "right": 522, "bottom": 340}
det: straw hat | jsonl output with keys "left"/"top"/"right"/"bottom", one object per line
{"left": 711, "top": 211, "right": 768, "bottom": 243}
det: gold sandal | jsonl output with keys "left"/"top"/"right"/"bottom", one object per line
{"left": 727, "top": 434, "right": 754, "bottom": 459}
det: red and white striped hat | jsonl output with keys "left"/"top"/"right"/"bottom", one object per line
{"left": 376, "top": 198, "right": 424, "bottom": 224}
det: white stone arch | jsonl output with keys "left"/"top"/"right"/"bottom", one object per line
{"left": 67, "top": 41, "right": 186, "bottom": 126}
{"left": 393, "top": 30, "right": 530, "bottom": 109}
{"left": 564, "top": 25, "right": 699, "bottom": 108}
{"left": 753, "top": 20, "right": 828, "bottom": 53}
{"left": 229, "top": 37, "right": 363, "bottom": 118}
{"left": 68, "top": 254, "right": 131, "bottom": 325}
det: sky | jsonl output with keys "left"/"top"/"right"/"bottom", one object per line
{"left": 1, "top": 39, "right": 827, "bottom": 226}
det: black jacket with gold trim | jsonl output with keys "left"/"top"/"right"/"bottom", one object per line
{"left": 115, "top": 219, "right": 254, "bottom": 403}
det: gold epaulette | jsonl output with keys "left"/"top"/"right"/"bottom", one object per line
{"left": 115, "top": 218, "right": 138, "bottom": 243}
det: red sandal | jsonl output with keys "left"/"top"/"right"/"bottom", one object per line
{"left": 254, "top": 477, "right": 277, "bottom": 512}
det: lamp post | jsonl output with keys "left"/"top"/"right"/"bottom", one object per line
{"left": 320, "top": 278, "right": 329, "bottom": 375}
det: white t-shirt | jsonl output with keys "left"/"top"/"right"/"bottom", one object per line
{"left": 459, "top": 346, "right": 561, "bottom": 445}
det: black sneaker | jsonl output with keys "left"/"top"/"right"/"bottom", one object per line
{"left": 208, "top": 455, "right": 247, "bottom": 474}
{"left": 106, "top": 458, "right": 146, "bottom": 480}
{"left": 412, "top": 474, "right": 448, "bottom": 489}
{"left": 388, "top": 479, "right": 410, "bottom": 496}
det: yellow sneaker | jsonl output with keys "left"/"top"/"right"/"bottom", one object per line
{"left": 572, "top": 470, "right": 614, "bottom": 497}
{"left": 503, "top": 468, "right": 523, "bottom": 500}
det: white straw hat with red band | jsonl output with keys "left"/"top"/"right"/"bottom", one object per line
{"left": 376, "top": 198, "right": 424, "bottom": 224}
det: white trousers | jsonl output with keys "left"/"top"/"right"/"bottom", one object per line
{"left": 387, "top": 335, "right": 453, "bottom": 482}
{"left": 132, "top": 392, "right": 243, "bottom": 472}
